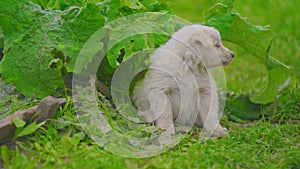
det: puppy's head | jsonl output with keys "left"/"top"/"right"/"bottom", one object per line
{"left": 173, "top": 25, "right": 234, "bottom": 68}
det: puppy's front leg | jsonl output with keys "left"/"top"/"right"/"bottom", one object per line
{"left": 197, "top": 88, "right": 228, "bottom": 137}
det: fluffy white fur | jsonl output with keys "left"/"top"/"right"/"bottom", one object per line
{"left": 133, "top": 24, "right": 234, "bottom": 137}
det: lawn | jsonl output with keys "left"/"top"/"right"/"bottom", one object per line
{"left": 0, "top": 0, "right": 299, "bottom": 168}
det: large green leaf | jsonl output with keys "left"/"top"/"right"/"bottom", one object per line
{"left": 0, "top": 28, "right": 3, "bottom": 50}
{"left": 0, "top": 0, "right": 104, "bottom": 98}
{"left": 204, "top": 0, "right": 292, "bottom": 104}
{"left": 0, "top": 0, "right": 64, "bottom": 97}
{"left": 0, "top": 0, "right": 174, "bottom": 98}
{"left": 58, "top": 2, "right": 105, "bottom": 71}
{"left": 76, "top": 12, "right": 177, "bottom": 91}
{"left": 30, "top": 0, "right": 86, "bottom": 10}
{"left": 98, "top": 0, "right": 173, "bottom": 70}
{"left": 105, "top": 14, "right": 177, "bottom": 69}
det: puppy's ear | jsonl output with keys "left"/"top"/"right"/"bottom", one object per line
{"left": 183, "top": 51, "right": 201, "bottom": 66}
{"left": 192, "top": 32, "right": 210, "bottom": 49}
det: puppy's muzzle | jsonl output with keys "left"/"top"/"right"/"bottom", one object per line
{"left": 222, "top": 52, "right": 234, "bottom": 65}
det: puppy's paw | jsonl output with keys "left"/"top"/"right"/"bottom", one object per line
{"left": 212, "top": 126, "right": 228, "bottom": 137}
{"left": 201, "top": 126, "right": 228, "bottom": 138}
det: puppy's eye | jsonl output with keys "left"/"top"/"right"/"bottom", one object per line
{"left": 215, "top": 42, "right": 220, "bottom": 47}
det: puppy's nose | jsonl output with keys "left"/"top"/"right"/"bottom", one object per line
{"left": 231, "top": 53, "right": 235, "bottom": 58}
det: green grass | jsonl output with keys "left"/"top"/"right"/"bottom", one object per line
{"left": 0, "top": 112, "right": 299, "bottom": 168}
{"left": 1, "top": 0, "right": 300, "bottom": 168}
{"left": 0, "top": 84, "right": 299, "bottom": 168}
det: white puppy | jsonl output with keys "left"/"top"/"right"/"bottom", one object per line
{"left": 133, "top": 24, "right": 234, "bottom": 137}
